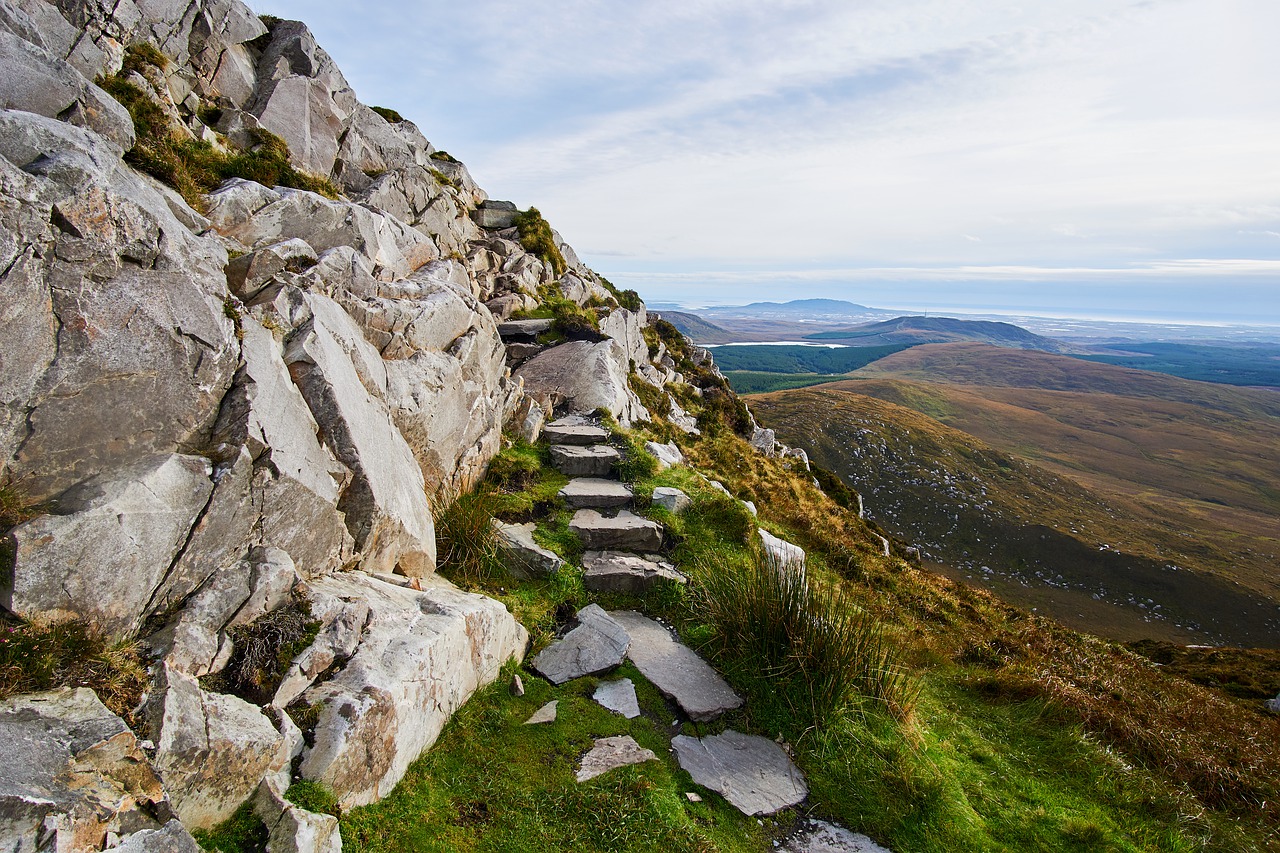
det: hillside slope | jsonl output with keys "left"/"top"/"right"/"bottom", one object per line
{"left": 749, "top": 387, "right": 1280, "bottom": 647}
{"left": 805, "top": 317, "right": 1077, "bottom": 353}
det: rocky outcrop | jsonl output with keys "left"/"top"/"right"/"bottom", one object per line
{"left": 1, "top": 688, "right": 167, "bottom": 853}
{"left": 298, "top": 573, "right": 527, "bottom": 808}
{"left": 514, "top": 340, "right": 649, "bottom": 425}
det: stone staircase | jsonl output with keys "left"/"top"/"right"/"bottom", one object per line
{"left": 529, "top": 416, "right": 831, "bottom": 827}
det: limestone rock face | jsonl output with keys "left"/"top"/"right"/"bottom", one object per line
{"left": 5, "top": 454, "right": 214, "bottom": 639}
{"left": 0, "top": 688, "right": 167, "bottom": 853}
{"left": 284, "top": 293, "right": 435, "bottom": 576}
{"left": 0, "top": 110, "right": 238, "bottom": 502}
{"left": 299, "top": 573, "right": 527, "bottom": 808}
{"left": 0, "top": 29, "right": 133, "bottom": 149}
{"left": 514, "top": 340, "right": 649, "bottom": 426}
{"left": 148, "top": 665, "right": 291, "bottom": 830}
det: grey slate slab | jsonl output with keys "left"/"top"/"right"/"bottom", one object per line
{"left": 672, "top": 729, "right": 808, "bottom": 816}
{"left": 592, "top": 678, "right": 641, "bottom": 718}
{"left": 576, "top": 735, "right": 657, "bottom": 782}
{"left": 583, "top": 551, "right": 686, "bottom": 594}
{"left": 570, "top": 510, "right": 664, "bottom": 551}
{"left": 530, "top": 604, "right": 630, "bottom": 685}
{"left": 559, "top": 478, "right": 633, "bottom": 509}
{"left": 550, "top": 445, "right": 620, "bottom": 477}
{"left": 607, "top": 610, "right": 741, "bottom": 720}
{"left": 544, "top": 423, "right": 611, "bottom": 446}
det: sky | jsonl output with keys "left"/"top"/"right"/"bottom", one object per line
{"left": 256, "top": 0, "right": 1280, "bottom": 323}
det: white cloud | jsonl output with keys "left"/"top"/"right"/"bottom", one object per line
{"left": 257, "top": 0, "right": 1280, "bottom": 320}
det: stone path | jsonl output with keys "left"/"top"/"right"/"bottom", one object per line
{"left": 550, "top": 445, "right": 619, "bottom": 477}
{"left": 525, "top": 417, "right": 871, "bottom": 837}
{"left": 582, "top": 551, "right": 686, "bottom": 594}
{"left": 609, "top": 610, "right": 742, "bottom": 721}
{"left": 559, "top": 478, "right": 633, "bottom": 509}
{"left": 569, "top": 510, "right": 664, "bottom": 551}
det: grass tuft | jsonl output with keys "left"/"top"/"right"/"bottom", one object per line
{"left": 514, "top": 207, "right": 567, "bottom": 277}
{"left": 435, "top": 488, "right": 508, "bottom": 584}
{"left": 693, "top": 553, "right": 916, "bottom": 736}
{"left": 370, "top": 105, "right": 404, "bottom": 123}
{"left": 192, "top": 800, "right": 268, "bottom": 853}
{"left": 286, "top": 779, "right": 341, "bottom": 816}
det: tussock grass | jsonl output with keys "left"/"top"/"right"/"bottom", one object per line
{"left": 693, "top": 553, "right": 916, "bottom": 735}
{"left": 514, "top": 207, "right": 567, "bottom": 277}
{"left": 0, "top": 617, "right": 148, "bottom": 723}
{"left": 435, "top": 488, "right": 508, "bottom": 584}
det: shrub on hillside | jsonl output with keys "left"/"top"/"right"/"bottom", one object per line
{"left": 514, "top": 208, "right": 567, "bottom": 277}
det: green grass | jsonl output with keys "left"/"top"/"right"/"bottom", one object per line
{"left": 0, "top": 617, "right": 148, "bottom": 722}
{"left": 371, "top": 106, "right": 404, "bottom": 124}
{"left": 514, "top": 208, "right": 567, "bottom": 277}
{"left": 192, "top": 800, "right": 268, "bottom": 853}
{"left": 340, "top": 661, "right": 780, "bottom": 853}
{"left": 435, "top": 488, "right": 508, "bottom": 584}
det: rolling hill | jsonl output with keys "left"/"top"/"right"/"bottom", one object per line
{"left": 804, "top": 316, "right": 1078, "bottom": 353}
{"left": 748, "top": 343, "right": 1280, "bottom": 647}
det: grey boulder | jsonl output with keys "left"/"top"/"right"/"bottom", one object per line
{"left": 299, "top": 573, "right": 527, "bottom": 808}
{"left": 514, "top": 340, "right": 649, "bottom": 426}
{"left": 492, "top": 520, "right": 565, "bottom": 578}
{"left": 651, "top": 487, "right": 691, "bottom": 515}
{"left": 0, "top": 688, "right": 167, "bottom": 853}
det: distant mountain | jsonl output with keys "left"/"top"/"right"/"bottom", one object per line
{"left": 701, "top": 299, "right": 883, "bottom": 318}
{"left": 805, "top": 315, "right": 1077, "bottom": 353}
{"left": 652, "top": 311, "right": 736, "bottom": 344}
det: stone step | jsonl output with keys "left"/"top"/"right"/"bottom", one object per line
{"left": 550, "top": 445, "right": 620, "bottom": 477}
{"left": 559, "top": 478, "right": 633, "bottom": 509}
{"left": 607, "top": 610, "right": 742, "bottom": 721}
{"left": 672, "top": 730, "right": 808, "bottom": 816}
{"left": 497, "top": 318, "right": 553, "bottom": 340}
{"left": 544, "top": 422, "right": 611, "bottom": 446}
{"left": 569, "top": 510, "right": 663, "bottom": 551}
{"left": 582, "top": 550, "right": 686, "bottom": 594}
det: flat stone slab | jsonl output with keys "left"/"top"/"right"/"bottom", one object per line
{"left": 524, "top": 700, "right": 558, "bottom": 725}
{"left": 551, "top": 444, "right": 620, "bottom": 477}
{"left": 583, "top": 551, "right": 686, "bottom": 594}
{"left": 780, "top": 820, "right": 893, "bottom": 852}
{"left": 593, "top": 678, "right": 641, "bottom": 718}
{"left": 570, "top": 511, "right": 664, "bottom": 552}
{"left": 530, "top": 604, "right": 631, "bottom": 685}
{"left": 672, "top": 730, "right": 808, "bottom": 816}
{"left": 498, "top": 318, "right": 553, "bottom": 339}
{"left": 576, "top": 735, "right": 657, "bottom": 782}
{"left": 559, "top": 478, "right": 633, "bottom": 509}
{"left": 652, "top": 487, "right": 691, "bottom": 515}
{"left": 544, "top": 423, "right": 611, "bottom": 446}
{"left": 608, "top": 611, "right": 741, "bottom": 721}
{"left": 492, "top": 520, "right": 564, "bottom": 578}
